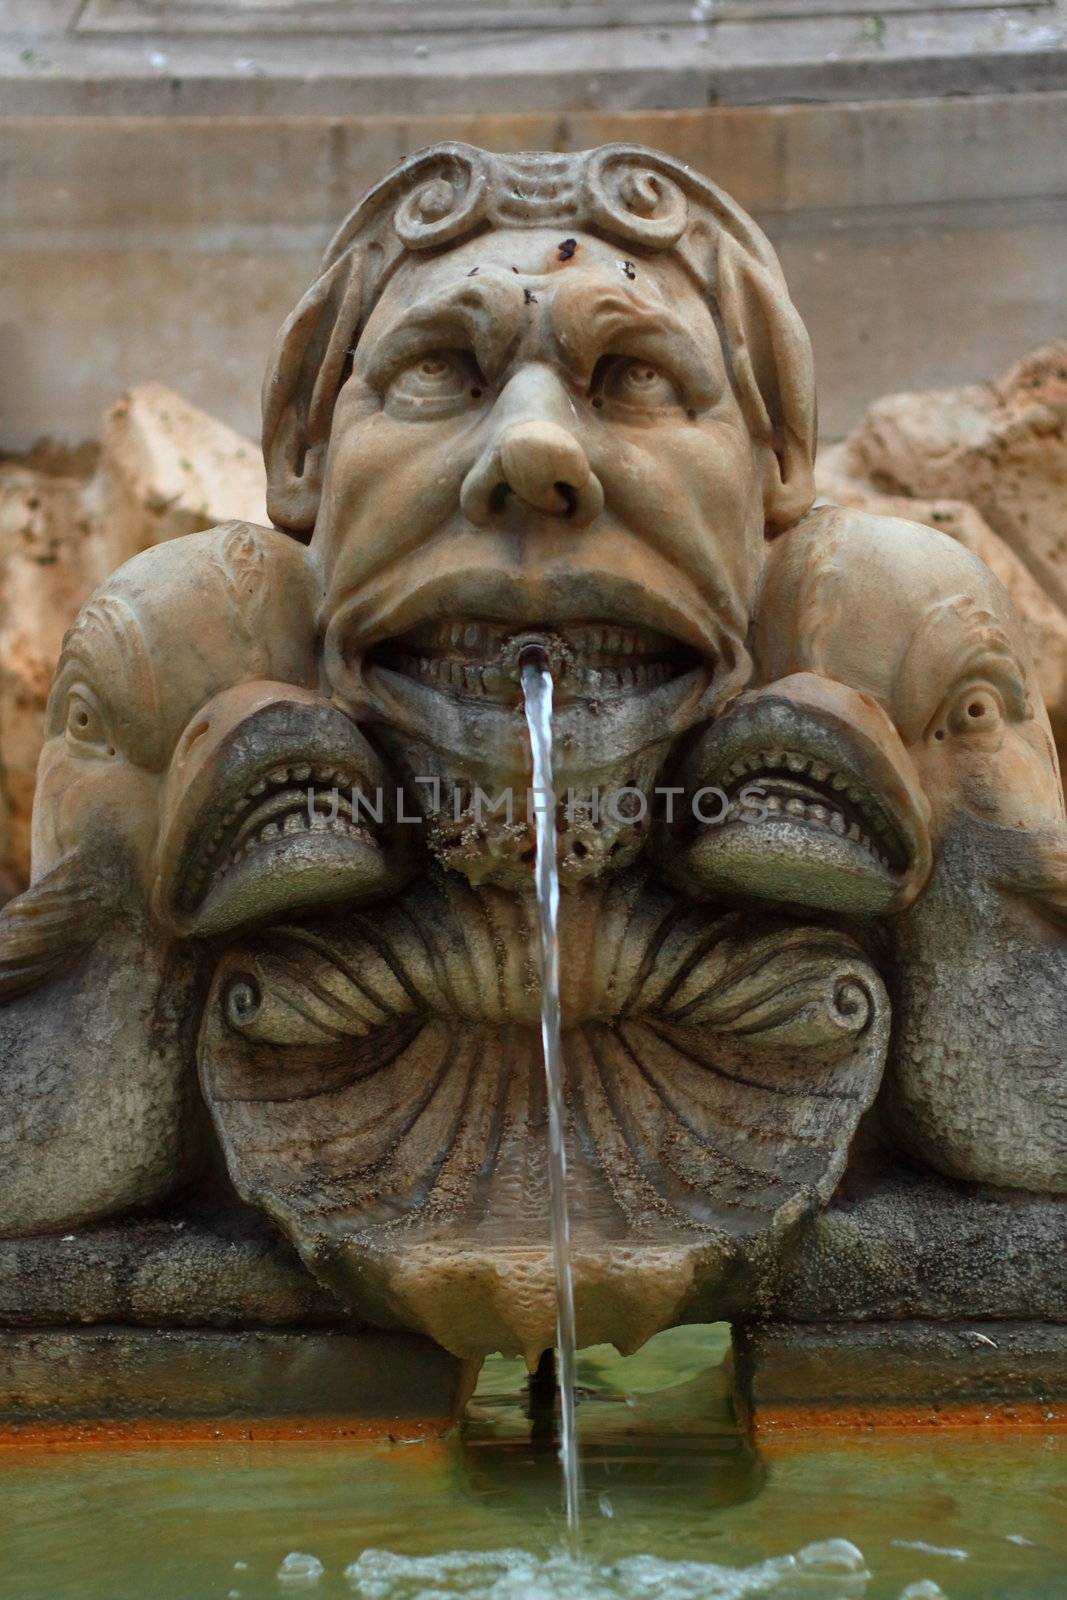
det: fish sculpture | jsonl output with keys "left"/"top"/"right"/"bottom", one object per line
{"left": 668, "top": 506, "right": 1067, "bottom": 1191}
{"left": 0, "top": 522, "right": 403, "bottom": 1235}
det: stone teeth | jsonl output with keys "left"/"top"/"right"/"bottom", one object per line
{"left": 786, "top": 752, "right": 807, "bottom": 773}
{"left": 830, "top": 812, "right": 846, "bottom": 835}
{"left": 810, "top": 761, "right": 829, "bottom": 783}
{"left": 785, "top": 798, "right": 806, "bottom": 816}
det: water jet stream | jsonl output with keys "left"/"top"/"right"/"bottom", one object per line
{"left": 521, "top": 648, "right": 583, "bottom": 1543}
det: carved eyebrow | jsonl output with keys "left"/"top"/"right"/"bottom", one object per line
{"left": 895, "top": 595, "right": 1031, "bottom": 739}
{"left": 360, "top": 276, "right": 524, "bottom": 389}
{"left": 548, "top": 280, "right": 723, "bottom": 407}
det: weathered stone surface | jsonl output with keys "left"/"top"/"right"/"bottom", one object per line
{"left": 732, "top": 1320, "right": 1067, "bottom": 1425}
{"left": 0, "top": 1328, "right": 477, "bottom": 1429}
{"left": 817, "top": 342, "right": 1067, "bottom": 758}
{"left": 2, "top": 141, "right": 1065, "bottom": 1382}
{"left": 0, "top": 1215, "right": 352, "bottom": 1330}
{"left": 754, "top": 1168, "right": 1067, "bottom": 1324}
{"left": 89, "top": 380, "right": 267, "bottom": 553}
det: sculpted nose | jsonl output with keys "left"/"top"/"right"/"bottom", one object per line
{"left": 461, "top": 371, "right": 604, "bottom": 528}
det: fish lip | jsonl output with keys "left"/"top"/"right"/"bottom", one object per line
{"left": 669, "top": 693, "right": 931, "bottom": 914}
{"left": 172, "top": 761, "right": 383, "bottom": 934}
{"left": 157, "top": 698, "right": 404, "bottom": 938}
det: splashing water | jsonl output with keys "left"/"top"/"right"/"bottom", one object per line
{"left": 521, "top": 651, "right": 582, "bottom": 1541}
{"left": 344, "top": 1539, "right": 874, "bottom": 1598}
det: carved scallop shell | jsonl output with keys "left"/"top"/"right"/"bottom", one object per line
{"left": 200, "top": 868, "right": 888, "bottom": 1358}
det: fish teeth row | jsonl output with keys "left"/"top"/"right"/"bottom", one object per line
{"left": 206, "top": 765, "right": 356, "bottom": 841}
{"left": 212, "top": 811, "right": 371, "bottom": 880}
{"left": 731, "top": 793, "right": 891, "bottom": 868}
{"left": 721, "top": 749, "right": 895, "bottom": 839}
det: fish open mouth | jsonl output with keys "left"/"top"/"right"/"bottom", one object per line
{"left": 368, "top": 619, "right": 701, "bottom": 706}
{"left": 716, "top": 747, "right": 909, "bottom": 874}
{"left": 157, "top": 689, "right": 406, "bottom": 938}
{"left": 177, "top": 759, "right": 380, "bottom": 916}
{"left": 666, "top": 679, "right": 932, "bottom": 917}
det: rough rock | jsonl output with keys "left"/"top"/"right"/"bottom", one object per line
{"left": 0, "top": 387, "right": 267, "bottom": 895}
{"left": 817, "top": 342, "right": 1067, "bottom": 758}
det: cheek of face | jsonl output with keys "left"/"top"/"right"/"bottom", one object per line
{"left": 317, "top": 384, "right": 475, "bottom": 594}
{"left": 595, "top": 406, "right": 765, "bottom": 614}
{"left": 31, "top": 740, "right": 160, "bottom": 883}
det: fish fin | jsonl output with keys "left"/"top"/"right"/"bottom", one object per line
{"left": 0, "top": 853, "right": 112, "bottom": 1000}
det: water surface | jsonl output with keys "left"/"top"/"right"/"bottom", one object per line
{"left": 1, "top": 1326, "right": 1062, "bottom": 1600}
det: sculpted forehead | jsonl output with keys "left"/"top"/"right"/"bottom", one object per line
{"left": 360, "top": 227, "right": 722, "bottom": 378}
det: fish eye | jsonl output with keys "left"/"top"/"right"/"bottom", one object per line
{"left": 65, "top": 685, "right": 115, "bottom": 757}
{"left": 592, "top": 356, "right": 681, "bottom": 413}
{"left": 928, "top": 682, "right": 1006, "bottom": 748}
{"left": 385, "top": 350, "right": 484, "bottom": 418}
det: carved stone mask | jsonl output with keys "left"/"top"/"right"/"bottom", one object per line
{"left": 260, "top": 143, "right": 817, "bottom": 888}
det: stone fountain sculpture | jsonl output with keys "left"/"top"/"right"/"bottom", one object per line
{"left": 1, "top": 144, "right": 1063, "bottom": 1427}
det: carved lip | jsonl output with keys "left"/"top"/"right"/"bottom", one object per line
{"left": 177, "top": 760, "right": 380, "bottom": 920}
{"left": 368, "top": 618, "right": 699, "bottom": 706}
{"left": 157, "top": 690, "right": 404, "bottom": 939}
{"left": 670, "top": 685, "right": 932, "bottom": 916}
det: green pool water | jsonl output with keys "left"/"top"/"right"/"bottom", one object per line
{"left": 1, "top": 1326, "right": 1062, "bottom": 1600}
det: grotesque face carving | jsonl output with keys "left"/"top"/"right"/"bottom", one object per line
{"left": 317, "top": 230, "right": 772, "bottom": 883}
{"left": 262, "top": 144, "right": 817, "bottom": 886}
{"left": 17, "top": 143, "right": 1064, "bottom": 1352}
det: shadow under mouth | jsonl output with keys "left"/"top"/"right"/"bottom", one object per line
{"left": 369, "top": 618, "right": 701, "bottom": 706}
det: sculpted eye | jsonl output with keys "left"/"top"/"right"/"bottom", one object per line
{"left": 65, "top": 685, "right": 115, "bottom": 757}
{"left": 929, "top": 682, "right": 1006, "bottom": 748}
{"left": 594, "top": 356, "right": 681, "bottom": 412}
{"left": 385, "top": 350, "right": 484, "bottom": 418}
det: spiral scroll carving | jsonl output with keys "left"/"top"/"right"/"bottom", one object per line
{"left": 392, "top": 150, "right": 492, "bottom": 250}
{"left": 582, "top": 149, "right": 689, "bottom": 249}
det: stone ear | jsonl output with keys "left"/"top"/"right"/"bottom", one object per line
{"left": 261, "top": 252, "right": 365, "bottom": 534}
{"left": 716, "top": 238, "right": 817, "bottom": 535}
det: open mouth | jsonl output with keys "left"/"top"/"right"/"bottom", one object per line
{"left": 157, "top": 692, "right": 405, "bottom": 939}
{"left": 177, "top": 760, "right": 379, "bottom": 916}
{"left": 716, "top": 747, "right": 909, "bottom": 875}
{"left": 369, "top": 619, "right": 700, "bottom": 705}
{"left": 669, "top": 687, "right": 931, "bottom": 917}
